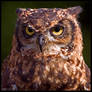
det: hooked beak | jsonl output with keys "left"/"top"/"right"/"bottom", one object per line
{"left": 38, "top": 34, "right": 45, "bottom": 52}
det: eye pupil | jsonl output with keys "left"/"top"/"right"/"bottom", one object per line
{"left": 55, "top": 26, "right": 60, "bottom": 32}
{"left": 28, "top": 27, "right": 33, "bottom": 32}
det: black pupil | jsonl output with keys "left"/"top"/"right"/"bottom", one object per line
{"left": 28, "top": 27, "right": 33, "bottom": 32}
{"left": 54, "top": 26, "right": 60, "bottom": 32}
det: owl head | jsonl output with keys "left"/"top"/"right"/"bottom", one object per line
{"left": 2, "top": 6, "right": 91, "bottom": 91}
{"left": 13, "top": 6, "right": 82, "bottom": 62}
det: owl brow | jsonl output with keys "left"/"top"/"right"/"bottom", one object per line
{"left": 23, "top": 23, "right": 28, "bottom": 27}
{"left": 58, "top": 20, "right": 63, "bottom": 24}
{"left": 22, "top": 23, "right": 36, "bottom": 32}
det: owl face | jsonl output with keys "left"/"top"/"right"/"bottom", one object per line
{"left": 15, "top": 6, "right": 82, "bottom": 60}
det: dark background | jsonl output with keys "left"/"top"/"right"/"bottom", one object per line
{"left": 1, "top": 1, "right": 91, "bottom": 67}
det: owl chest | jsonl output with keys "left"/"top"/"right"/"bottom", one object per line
{"left": 8, "top": 54, "right": 81, "bottom": 90}
{"left": 10, "top": 59, "right": 67, "bottom": 90}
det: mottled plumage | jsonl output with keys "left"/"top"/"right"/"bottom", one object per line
{"left": 1, "top": 6, "right": 91, "bottom": 91}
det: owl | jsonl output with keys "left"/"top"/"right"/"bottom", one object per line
{"left": 1, "top": 6, "right": 91, "bottom": 91}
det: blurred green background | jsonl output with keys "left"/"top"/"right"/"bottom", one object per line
{"left": 1, "top": 1, "right": 91, "bottom": 67}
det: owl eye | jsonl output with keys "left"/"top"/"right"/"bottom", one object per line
{"left": 50, "top": 25, "right": 64, "bottom": 36}
{"left": 25, "top": 27, "right": 35, "bottom": 36}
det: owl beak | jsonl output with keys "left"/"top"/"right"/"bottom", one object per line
{"left": 38, "top": 34, "right": 45, "bottom": 52}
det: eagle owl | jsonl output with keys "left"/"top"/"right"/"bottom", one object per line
{"left": 1, "top": 6, "right": 91, "bottom": 91}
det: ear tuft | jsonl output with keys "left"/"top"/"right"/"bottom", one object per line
{"left": 68, "top": 6, "right": 83, "bottom": 17}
